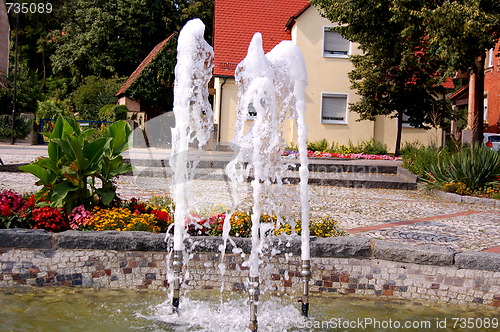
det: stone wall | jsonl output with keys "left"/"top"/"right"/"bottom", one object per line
{"left": 0, "top": 229, "right": 499, "bottom": 307}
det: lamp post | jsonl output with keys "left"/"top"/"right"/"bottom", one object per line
{"left": 10, "top": 11, "right": 19, "bottom": 145}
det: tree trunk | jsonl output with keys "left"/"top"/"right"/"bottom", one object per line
{"left": 471, "top": 52, "right": 485, "bottom": 145}
{"left": 394, "top": 111, "right": 403, "bottom": 156}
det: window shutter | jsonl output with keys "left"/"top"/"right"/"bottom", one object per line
{"left": 324, "top": 29, "right": 349, "bottom": 55}
{"left": 322, "top": 95, "right": 346, "bottom": 122}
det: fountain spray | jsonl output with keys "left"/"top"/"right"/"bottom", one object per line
{"left": 231, "top": 34, "right": 311, "bottom": 330}
{"left": 169, "top": 18, "right": 214, "bottom": 313}
{"left": 266, "top": 40, "right": 311, "bottom": 317}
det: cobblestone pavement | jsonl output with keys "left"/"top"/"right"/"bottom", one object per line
{"left": 1, "top": 150, "right": 499, "bottom": 253}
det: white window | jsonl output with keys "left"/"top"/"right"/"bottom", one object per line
{"left": 402, "top": 113, "right": 417, "bottom": 128}
{"left": 486, "top": 48, "right": 494, "bottom": 68}
{"left": 484, "top": 96, "right": 488, "bottom": 122}
{"left": 321, "top": 93, "right": 348, "bottom": 124}
{"left": 323, "top": 27, "right": 350, "bottom": 57}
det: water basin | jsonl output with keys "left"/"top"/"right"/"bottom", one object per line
{"left": 1, "top": 287, "right": 498, "bottom": 331}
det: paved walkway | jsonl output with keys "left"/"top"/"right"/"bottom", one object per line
{"left": 1, "top": 143, "right": 499, "bottom": 253}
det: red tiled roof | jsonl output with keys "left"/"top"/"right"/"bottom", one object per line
{"left": 116, "top": 33, "right": 176, "bottom": 96}
{"left": 213, "top": 0, "right": 310, "bottom": 77}
{"left": 449, "top": 84, "right": 469, "bottom": 100}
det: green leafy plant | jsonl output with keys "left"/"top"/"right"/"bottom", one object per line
{"left": 424, "top": 144, "right": 500, "bottom": 193}
{"left": 19, "top": 116, "right": 132, "bottom": 213}
{"left": 307, "top": 138, "right": 329, "bottom": 152}
{"left": 358, "top": 138, "right": 388, "bottom": 155}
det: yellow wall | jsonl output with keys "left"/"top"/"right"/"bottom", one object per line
{"left": 292, "top": 7, "right": 374, "bottom": 147}
{"left": 374, "top": 116, "right": 443, "bottom": 151}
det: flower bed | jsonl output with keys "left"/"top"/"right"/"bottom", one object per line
{"left": 282, "top": 149, "right": 401, "bottom": 160}
{"left": 0, "top": 190, "right": 347, "bottom": 238}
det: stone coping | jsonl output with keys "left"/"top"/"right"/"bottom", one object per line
{"left": 1, "top": 229, "right": 498, "bottom": 272}
{"left": 430, "top": 189, "right": 500, "bottom": 208}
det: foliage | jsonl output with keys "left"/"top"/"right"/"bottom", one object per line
{"left": 310, "top": 0, "right": 466, "bottom": 152}
{"left": 358, "top": 138, "right": 388, "bottom": 155}
{"left": 424, "top": 144, "right": 500, "bottom": 193}
{"left": 98, "top": 104, "right": 128, "bottom": 122}
{"left": 401, "top": 142, "right": 445, "bottom": 179}
{"left": 71, "top": 76, "right": 125, "bottom": 120}
{"left": 49, "top": 0, "right": 213, "bottom": 82}
{"left": 307, "top": 138, "right": 329, "bottom": 152}
{"left": 19, "top": 116, "right": 132, "bottom": 214}
{"left": 125, "top": 34, "right": 177, "bottom": 112}
{"left": 36, "top": 98, "right": 72, "bottom": 124}
{"left": 305, "top": 138, "right": 388, "bottom": 155}
{"left": 0, "top": 114, "right": 32, "bottom": 139}
{"left": 0, "top": 61, "right": 44, "bottom": 115}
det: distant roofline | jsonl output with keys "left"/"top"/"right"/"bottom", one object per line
{"left": 116, "top": 32, "right": 176, "bottom": 97}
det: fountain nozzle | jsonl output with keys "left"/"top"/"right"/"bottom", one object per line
{"left": 300, "top": 259, "right": 312, "bottom": 317}
{"left": 172, "top": 250, "right": 183, "bottom": 314}
{"left": 248, "top": 276, "right": 260, "bottom": 332}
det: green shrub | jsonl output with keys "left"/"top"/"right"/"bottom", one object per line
{"left": 36, "top": 99, "right": 72, "bottom": 124}
{"left": 307, "top": 138, "right": 329, "bottom": 152}
{"left": 424, "top": 144, "right": 500, "bottom": 193}
{"left": 329, "top": 140, "right": 363, "bottom": 154}
{"left": 0, "top": 114, "right": 32, "bottom": 139}
{"left": 401, "top": 143, "right": 444, "bottom": 179}
{"left": 358, "top": 138, "right": 388, "bottom": 155}
{"left": 98, "top": 104, "right": 128, "bottom": 122}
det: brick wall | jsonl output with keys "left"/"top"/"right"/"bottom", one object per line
{"left": 485, "top": 42, "right": 500, "bottom": 133}
{"left": 0, "top": 229, "right": 498, "bottom": 307}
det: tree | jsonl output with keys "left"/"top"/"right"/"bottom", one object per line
{"left": 50, "top": 0, "right": 214, "bottom": 83}
{"left": 71, "top": 76, "right": 125, "bottom": 120}
{"left": 311, "top": 0, "right": 452, "bottom": 155}
{"left": 422, "top": 0, "right": 500, "bottom": 143}
{"left": 312, "top": 0, "right": 500, "bottom": 148}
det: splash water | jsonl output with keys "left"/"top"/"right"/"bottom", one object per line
{"left": 167, "top": 19, "right": 309, "bottom": 329}
{"left": 168, "top": 18, "right": 214, "bottom": 312}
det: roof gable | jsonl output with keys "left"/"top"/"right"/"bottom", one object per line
{"left": 213, "top": 0, "right": 309, "bottom": 76}
{"left": 116, "top": 33, "right": 176, "bottom": 96}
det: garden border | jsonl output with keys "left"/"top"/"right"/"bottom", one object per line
{"left": 429, "top": 189, "right": 500, "bottom": 208}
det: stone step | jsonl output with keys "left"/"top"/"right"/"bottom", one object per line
{"left": 130, "top": 166, "right": 417, "bottom": 190}
{"left": 125, "top": 158, "right": 400, "bottom": 174}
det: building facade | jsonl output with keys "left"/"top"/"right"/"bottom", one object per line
{"left": 212, "top": 0, "right": 441, "bottom": 153}
{"left": 485, "top": 42, "right": 500, "bottom": 133}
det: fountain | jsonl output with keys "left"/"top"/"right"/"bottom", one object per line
{"left": 168, "top": 18, "right": 214, "bottom": 314}
{"left": 168, "top": 19, "right": 311, "bottom": 331}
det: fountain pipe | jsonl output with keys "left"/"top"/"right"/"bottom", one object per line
{"left": 172, "top": 250, "right": 183, "bottom": 313}
{"left": 248, "top": 276, "right": 260, "bottom": 332}
{"left": 300, "top": 259, "right": 312, "bottom": 317}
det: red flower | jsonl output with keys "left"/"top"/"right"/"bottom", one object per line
{"left": 32, "top": 207, "right": 69, "bottom": 232}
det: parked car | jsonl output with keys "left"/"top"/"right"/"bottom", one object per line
{"left": 484, "top": 133, "right": 500, "bottom": 152}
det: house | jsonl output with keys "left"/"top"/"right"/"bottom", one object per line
{"left": 450, "top": 41, "right": 500, "bottom": 137}
{"left": 485, "top": 42, "right": 500, "bottom": 133}
{"left": 116, "top": 33, "right": 176, "bottom": 123}
{"left": 212, "top": 0, "right": 441, "bottom": 153}
{"left": 0, "top": 0, "right": 9, "bottom": 88}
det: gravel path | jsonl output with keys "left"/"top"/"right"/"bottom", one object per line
{"left": 1, "top": 150, "right": 499, "bottom": 253}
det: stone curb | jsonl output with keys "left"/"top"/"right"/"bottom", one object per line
{"left": 430, "top": 189, "right": 500, "bottom": 208}
{"left": 455, "top": 252, "right": 500, "bottom": 272}
{"left": 2, "top": 229, "right": 499, "bottom": 271}
{"left": 372, "top": 240, "right": 456, "bottom": 266}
